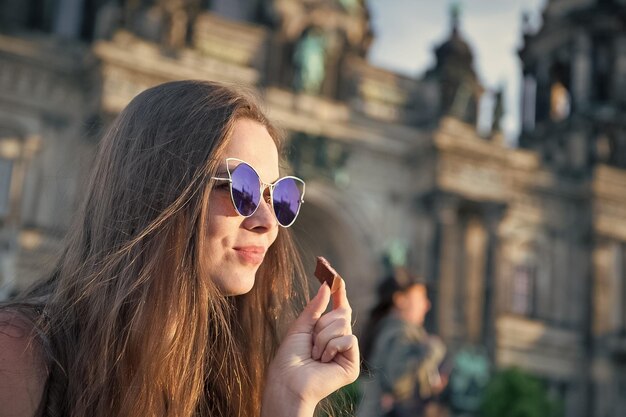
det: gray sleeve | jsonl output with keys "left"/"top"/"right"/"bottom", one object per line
{"left": 373, "top": 329, "right": 427, "bottom": 399}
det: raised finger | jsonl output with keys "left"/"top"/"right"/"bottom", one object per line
{"left": 288, "top": 281, "right": 331, "bottom": 335}
{"left": 331, "top": 277, "right": 351, "bottom": 311}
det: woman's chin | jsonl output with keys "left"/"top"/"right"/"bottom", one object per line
{"left": 219, "top": 275, "right": 256, "bottom": 296}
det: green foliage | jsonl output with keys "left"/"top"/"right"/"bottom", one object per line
{"left": 479, "top": 368, "right": 563, "bottom": 417}
{"left": 318, "top": 380, "right": 362, "bottom": 417}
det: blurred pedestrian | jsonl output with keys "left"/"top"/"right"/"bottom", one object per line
{"left": 358, "top": 268, "right": 448, "bottom": 417}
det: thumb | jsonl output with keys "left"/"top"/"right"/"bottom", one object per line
{"left": 289, "top": 283, "right": 331, "bottom": 335}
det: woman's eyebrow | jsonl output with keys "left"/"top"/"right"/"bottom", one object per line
{"left": 214, "top": 168, "right": 229, "bottom": 177}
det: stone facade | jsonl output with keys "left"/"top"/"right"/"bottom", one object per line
{"left": 0, "top": 0, "right": 625, "bottom": 416}
{"left": 518, "top": 1, "right": 626, "bottom": 415}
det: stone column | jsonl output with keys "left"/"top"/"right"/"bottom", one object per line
{"left": 590, "top": 239, "right": 614, "bottom": 417}
{"left": 483, "top": 203, "right": 506, "bottom": 358}
{"left": 552, "top": 233, "right": 570, "bottom": 325}
{"left": 572, "top": 32, "right": 591, "bottom": 112}
{"left": 418, "top": 194, "right": 440, "bottom": 332}
{"left": 464, "top": 215, "right": 488, "bottom": 345}
{"left": 610, "top": 242, "right": 625, "bottom": 331}
{"left": 432, "top": 194, "right": 462, "bottom": 345}
{"left": 413, "top": 202, "right": 435, "bottom": 280}
{"left": 0, "top": 135, "right": 27, "bottom": 299}
{"left": 535, "top": 58, "right": 552, "bottom": 122}
{"left": 54, "top": 0, "right": 85, "bottom": 38}
{"left": 615, "top": 36, "right": 626, "bottom": 102}
{"left": 567, "top": 238, "right": 591, "bottom": 329}
{"left": 521, "top": 73, "right": 537, "bottom": 132}
{"left": 592, "top": 239, "right": 613, "bottom": 336}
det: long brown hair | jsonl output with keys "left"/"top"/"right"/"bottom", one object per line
{"left": 8, "top": 80, "right": 308, "bottom": 417}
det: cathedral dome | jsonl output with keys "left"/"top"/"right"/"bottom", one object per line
{"left": 433, "top": 4, "right": 474, "bottom": 69}
{"left": 435, "top": 27, "right": 474, "bottom": 67}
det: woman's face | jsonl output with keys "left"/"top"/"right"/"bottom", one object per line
{"left": 203, "top": 118, "right": 280, "bottom": 295}
{"left": 394, "top": 284, "right": 431, "bottom": 326}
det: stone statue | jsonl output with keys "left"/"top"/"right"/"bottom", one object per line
{"left": 293, "top": 29, "right": 327, "bottom": 94}
{"left": 125, "top": 0, "right": 163, "bottom": 42}
{"left": 94, "top": 0, "right": 122, "bottom": 40}
{"left": 492, "top": 87, "right": 504, "bottom": 133}
{"left": 449, "top": 346, "right": 491, "bottom": 412}
{"left": 161, "top": 0, "right": 191, "bottom": 49}
{"left": 123, "top": 0, "right": 200, "bottom": 48}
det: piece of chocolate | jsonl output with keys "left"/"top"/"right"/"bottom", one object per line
{"left": 314, "top": 256, "right": 338, "bottom": 287}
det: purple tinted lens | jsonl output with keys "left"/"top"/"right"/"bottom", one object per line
{"left": 273, "top": 178, "right": 302, "bottom": 226}
{"left": 230, "top": 163, "right": 261, "bottom": 216}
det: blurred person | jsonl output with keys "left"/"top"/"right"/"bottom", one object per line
{"left": 358, "top": 269, "right": 448, "bottom": 417}
{"left": 0, "top": 80, "right": 359, "bottom": 417}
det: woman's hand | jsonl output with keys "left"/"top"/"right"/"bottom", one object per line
{"left": 261, "top": 278, "right": 360, "bottom": 417}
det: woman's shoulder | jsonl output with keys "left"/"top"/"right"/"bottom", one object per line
{"left": 0, "top": 310, "right": 48, "bottom": 417}
{"left": 0, "top": 308, "right": 40, "bottom": 343}
{"left": 371, "top": 316, "right": 406, "bottom": 349}
{"left": 0, "top": 309, "right": 48, "bottom": 375}
{"left": 375, "top": 316, "right": 425, "bottom": 348}
{"left": 376, "top": 316, "right": 407, "bottom": 337}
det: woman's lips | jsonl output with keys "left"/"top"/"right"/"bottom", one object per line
{"left": 233, "top": 246, "right": 266, "bottom": 265}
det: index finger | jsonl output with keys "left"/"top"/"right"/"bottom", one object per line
{"left": 331, "top": 276, "right": 350, "bottom": 310}
{"left": 313, "top": 256, "right": 350, "bottom": 310}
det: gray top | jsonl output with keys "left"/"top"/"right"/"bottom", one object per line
{"left": 357, "top": 315, "right": 446, "bottom": 417}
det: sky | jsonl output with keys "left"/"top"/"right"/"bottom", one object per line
{"left": 365, "top": 0, "right": 547, "bottom": 146}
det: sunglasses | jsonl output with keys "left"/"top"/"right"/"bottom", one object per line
{"left": 211, "top": 158, "right": 306, "bottom": 228}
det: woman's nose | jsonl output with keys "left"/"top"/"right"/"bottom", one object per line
{"left": 244, "top": 192, "right": 277, "bottom": 231}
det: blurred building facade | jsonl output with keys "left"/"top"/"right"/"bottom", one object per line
{"left": 0, "top": 0, "right": 624, "bottom": 416}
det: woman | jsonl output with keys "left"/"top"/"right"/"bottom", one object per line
{"left": 357, "top": 269, "right": 446, "bottom": 417}
{"left": 0, "top": 80, "right": 359, "bottom": 417}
